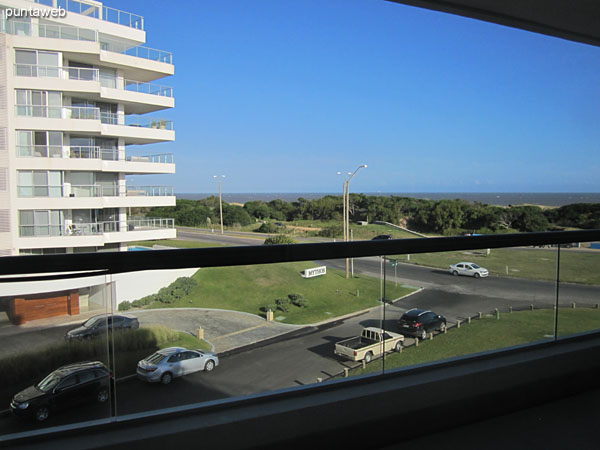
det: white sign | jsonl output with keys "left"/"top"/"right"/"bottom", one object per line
{"left": 302, "top": 266, "right": 327, "bottom": 278}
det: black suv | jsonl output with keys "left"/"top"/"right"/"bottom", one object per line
{"left": 10, "top": 361, "right": 111, "bottom": 422}
{"left": 65, "top": 314, "right": 139, "bottom": 340}
{"left": 398, "top": 309, "right": 447, "bottom": 340}
{"left": 372, "top": 234, "right": 393, "bottom": 240}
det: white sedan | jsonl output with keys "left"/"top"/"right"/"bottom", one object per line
{"left": 449, "top": 262, "right": 489, "bottom": 278}
{"left": 137, "top": 347, "right": 219, "bottom": 385}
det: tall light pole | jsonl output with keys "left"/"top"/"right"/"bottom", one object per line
{"left": 337, "top": 172, "right": 347, "bottom": 243}
{"left": 213, "top": 175, "right": 225, "bottom": 234}
{"left": 345, "top": 164, "right": 367, "bottom": 279}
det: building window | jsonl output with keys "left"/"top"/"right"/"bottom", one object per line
{"left": 18, "top": 170, "right": 63, "bottom": 197}
{"left": 16, "top": 130, "right": 63, "bottom": 157}
{"left": 15, "top": 90, "right": 62, "bottom": 118}
{"left": 19, "top": 210, "right": 63, "bottom": 237}
{"left": 15, "top": 49, "right": 59, "bottom": 77}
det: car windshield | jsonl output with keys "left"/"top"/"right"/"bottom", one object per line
{"left": 471, "top": 264, "right": 481, "bottom": 269}
{"left": 83, "top": 316, "right": 106, "bottom": 328}
{"left": 145, "top": 353, "right": 167, "bottom": 364}
{"left": 37, "top": 372, "right": 62, "bottom": 392}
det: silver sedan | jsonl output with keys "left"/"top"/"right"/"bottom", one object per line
{"left": 137, "top": 347, "right": 219, "bottom": 385}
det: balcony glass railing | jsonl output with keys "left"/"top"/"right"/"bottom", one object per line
{"left": 0, "top": 230, "right": 598, "bottom": 440}
{"left": 69, "top": 146, "right": 118, "bottom": 160}
{"left": 126, "top": 186, "right": 174, "bottom": 196}
{"left": 29, "top": 0, "right": 144, "bottom": 30}
{"left": 125, "top": 116, "right": 174, "bottom": 130}
{"left": 4, "top": 21, "right": 170, "bottom": 64}
{"left": 126, "top": 152, "right": 174, "bottom": 164}
{"left": 14, "top": 64, "right": 100, "bottom": 81}
{"left": 18, "top": 224, "right": 62, "bottom": 237}
{"left": 70, "top": 184, "right": 119, "bottom": 197}
{"left": 123, "top": 79, "right": 173, "bottom": 97}
{"left": 100, "top": 38, "right": 173, "bottom": 64}
{"left": 17, "top": 185, "right": 63, "bottom": 197}
{"left": 17, "top": 144, "right": 63, "bottom": 158}
{"left": 127, "top": 217, "right": 175, "bottom": 230}
{"left": 15, "top": 104, "right": 100, "bottom": 120}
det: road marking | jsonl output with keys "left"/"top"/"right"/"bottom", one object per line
{"left": 211, "top": 323, "right": 269, "bottom": 341}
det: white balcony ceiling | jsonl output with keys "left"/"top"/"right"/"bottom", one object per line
{"left": 387, "top": 0, "right": 600, "bottom": 47}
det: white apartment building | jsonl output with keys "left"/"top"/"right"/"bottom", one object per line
{"left": 0, "top": 0, "right": 176, "bottom": 258}
{"left": 0, "top": 0, "right": 178, "bottom": 323}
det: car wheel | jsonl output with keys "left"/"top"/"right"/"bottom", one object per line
{"left": 35, "top": 406, "right": 50, "bottom": 422}
{"left": 439, "top": 322, "right": 446, "bottom": 333}
{"left": 161, "top": 372, "right": 173, "bottom": 385}
{"left": 364, "top": 352, "right": 373, "bottom": 364}
{"left": 474, "top": 272, "right": 480, "bottom": 278}
{"left": 394, "top": 341, "right": 402, "bottom": 352}
{"left": 420, "top": 329, "right": 427, "bottom": 340}
{"left": 452, "top": 270, "right": 458, "bottom": 276}
{"left": 204, "top": 360, "right": 215, "bottom": 372}
{"left": 97, "top": 388, "right": 109, "bottom": 403}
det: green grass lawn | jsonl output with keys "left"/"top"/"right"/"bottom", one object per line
{"left": 345, "top": 308, "right": 600, "bottom": 377}
{"left": 147, "top": 262, "right": 415, "bottom": 324}
{"left": 128, "top": 240, "right": 229, "bottom": 249}
{"left": 397, "top": 247, "right": 600, "bottom": 285}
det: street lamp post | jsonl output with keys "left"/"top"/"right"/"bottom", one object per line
{"left": 344, "top": 165, "right": 367, "bottom": 279}
{"left": 337, "top": 172, "right": 347, "bottom": 243}
{"left": 213, "top": 175, "right": 225, "bottom": 234}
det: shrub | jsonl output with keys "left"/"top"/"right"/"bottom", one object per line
{"left": 134, "top": 277, "right": 198, "bottom": 305}
{"left": 256, "top": 222, "right": 280, "bottom": 233}
{"left": 288, "top": 293, "right": 307, "bottom": 308}
{"left": 260, "top": 303, "right": 277, "bottom": 313}
{"left": 264, "top": 234, "right": 297, "bottom": 245}
{"left": 118, "top": 301, "right": 132, "bottom": 311}
{"left": 318, "top": 225, "right": 343, "bottom": 238}
{"left": 275, "top": 297, "right": 290, "bottom": 312}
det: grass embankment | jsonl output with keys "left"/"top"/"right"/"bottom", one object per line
{"left": 350, "top": 308, "right": 600, "bottom": 376}
{"left": 145, "top": 262, "right": 414, "bottom": 325}
{"left": 397, "top": 247, "right": 600, "bottom": 285}
{"left": 0, "top": 326, "right": 209, "bottom": 405}
{"left": 345, "top": 308, "right": 600, "bottom": 377}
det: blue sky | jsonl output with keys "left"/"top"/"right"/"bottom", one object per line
{"left": 114, "top": 0, "right": 600, "bottom": 194}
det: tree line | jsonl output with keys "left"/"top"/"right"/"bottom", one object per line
{"left": 146, "top": 196, "right": 600, "bottom": 235}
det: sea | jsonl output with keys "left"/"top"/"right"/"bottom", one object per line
{"left": 177, "top": 192, "right": 600, "bottom": 207}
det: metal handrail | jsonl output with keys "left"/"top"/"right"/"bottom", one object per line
{"left": 2, "top": 230, "right": 599, "bottom": 279}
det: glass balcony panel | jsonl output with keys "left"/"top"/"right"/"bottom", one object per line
{"left": 556, "top": 241, "right": 600, "bottom": 338}
{"left": 0, "top": 272, "right": 114, "bottom": 430}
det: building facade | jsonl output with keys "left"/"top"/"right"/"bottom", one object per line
{"left": 0, "top": 0, "right": 176, "bottom": 257}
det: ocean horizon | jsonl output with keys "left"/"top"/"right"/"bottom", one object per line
{"left": 176, "top": 192, "right": 600, "bottom": 207}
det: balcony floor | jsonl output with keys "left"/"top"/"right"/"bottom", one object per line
{"left": 381, "top": 387, "right": 600, "bottom": 450}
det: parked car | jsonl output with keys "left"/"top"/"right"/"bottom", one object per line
{"left": 65, "top": 314, "right": 139, "bottom": 340}
{"left": 372, "top": 234, "right": 393, "bottom": 240}
{"left": 398, "top": 309, "right": 447, "bottom": 340}
{"left": 137, "top": 347, "right": 219, "bottom": 385}
{"left": 10, "top": 361, "right": 111, "bottom": 422}
{"left": 334, "top": 327, "right": 404, "bottom": 363}
{"left": 449, "top": 262, "right": 489, "bottom": 278}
